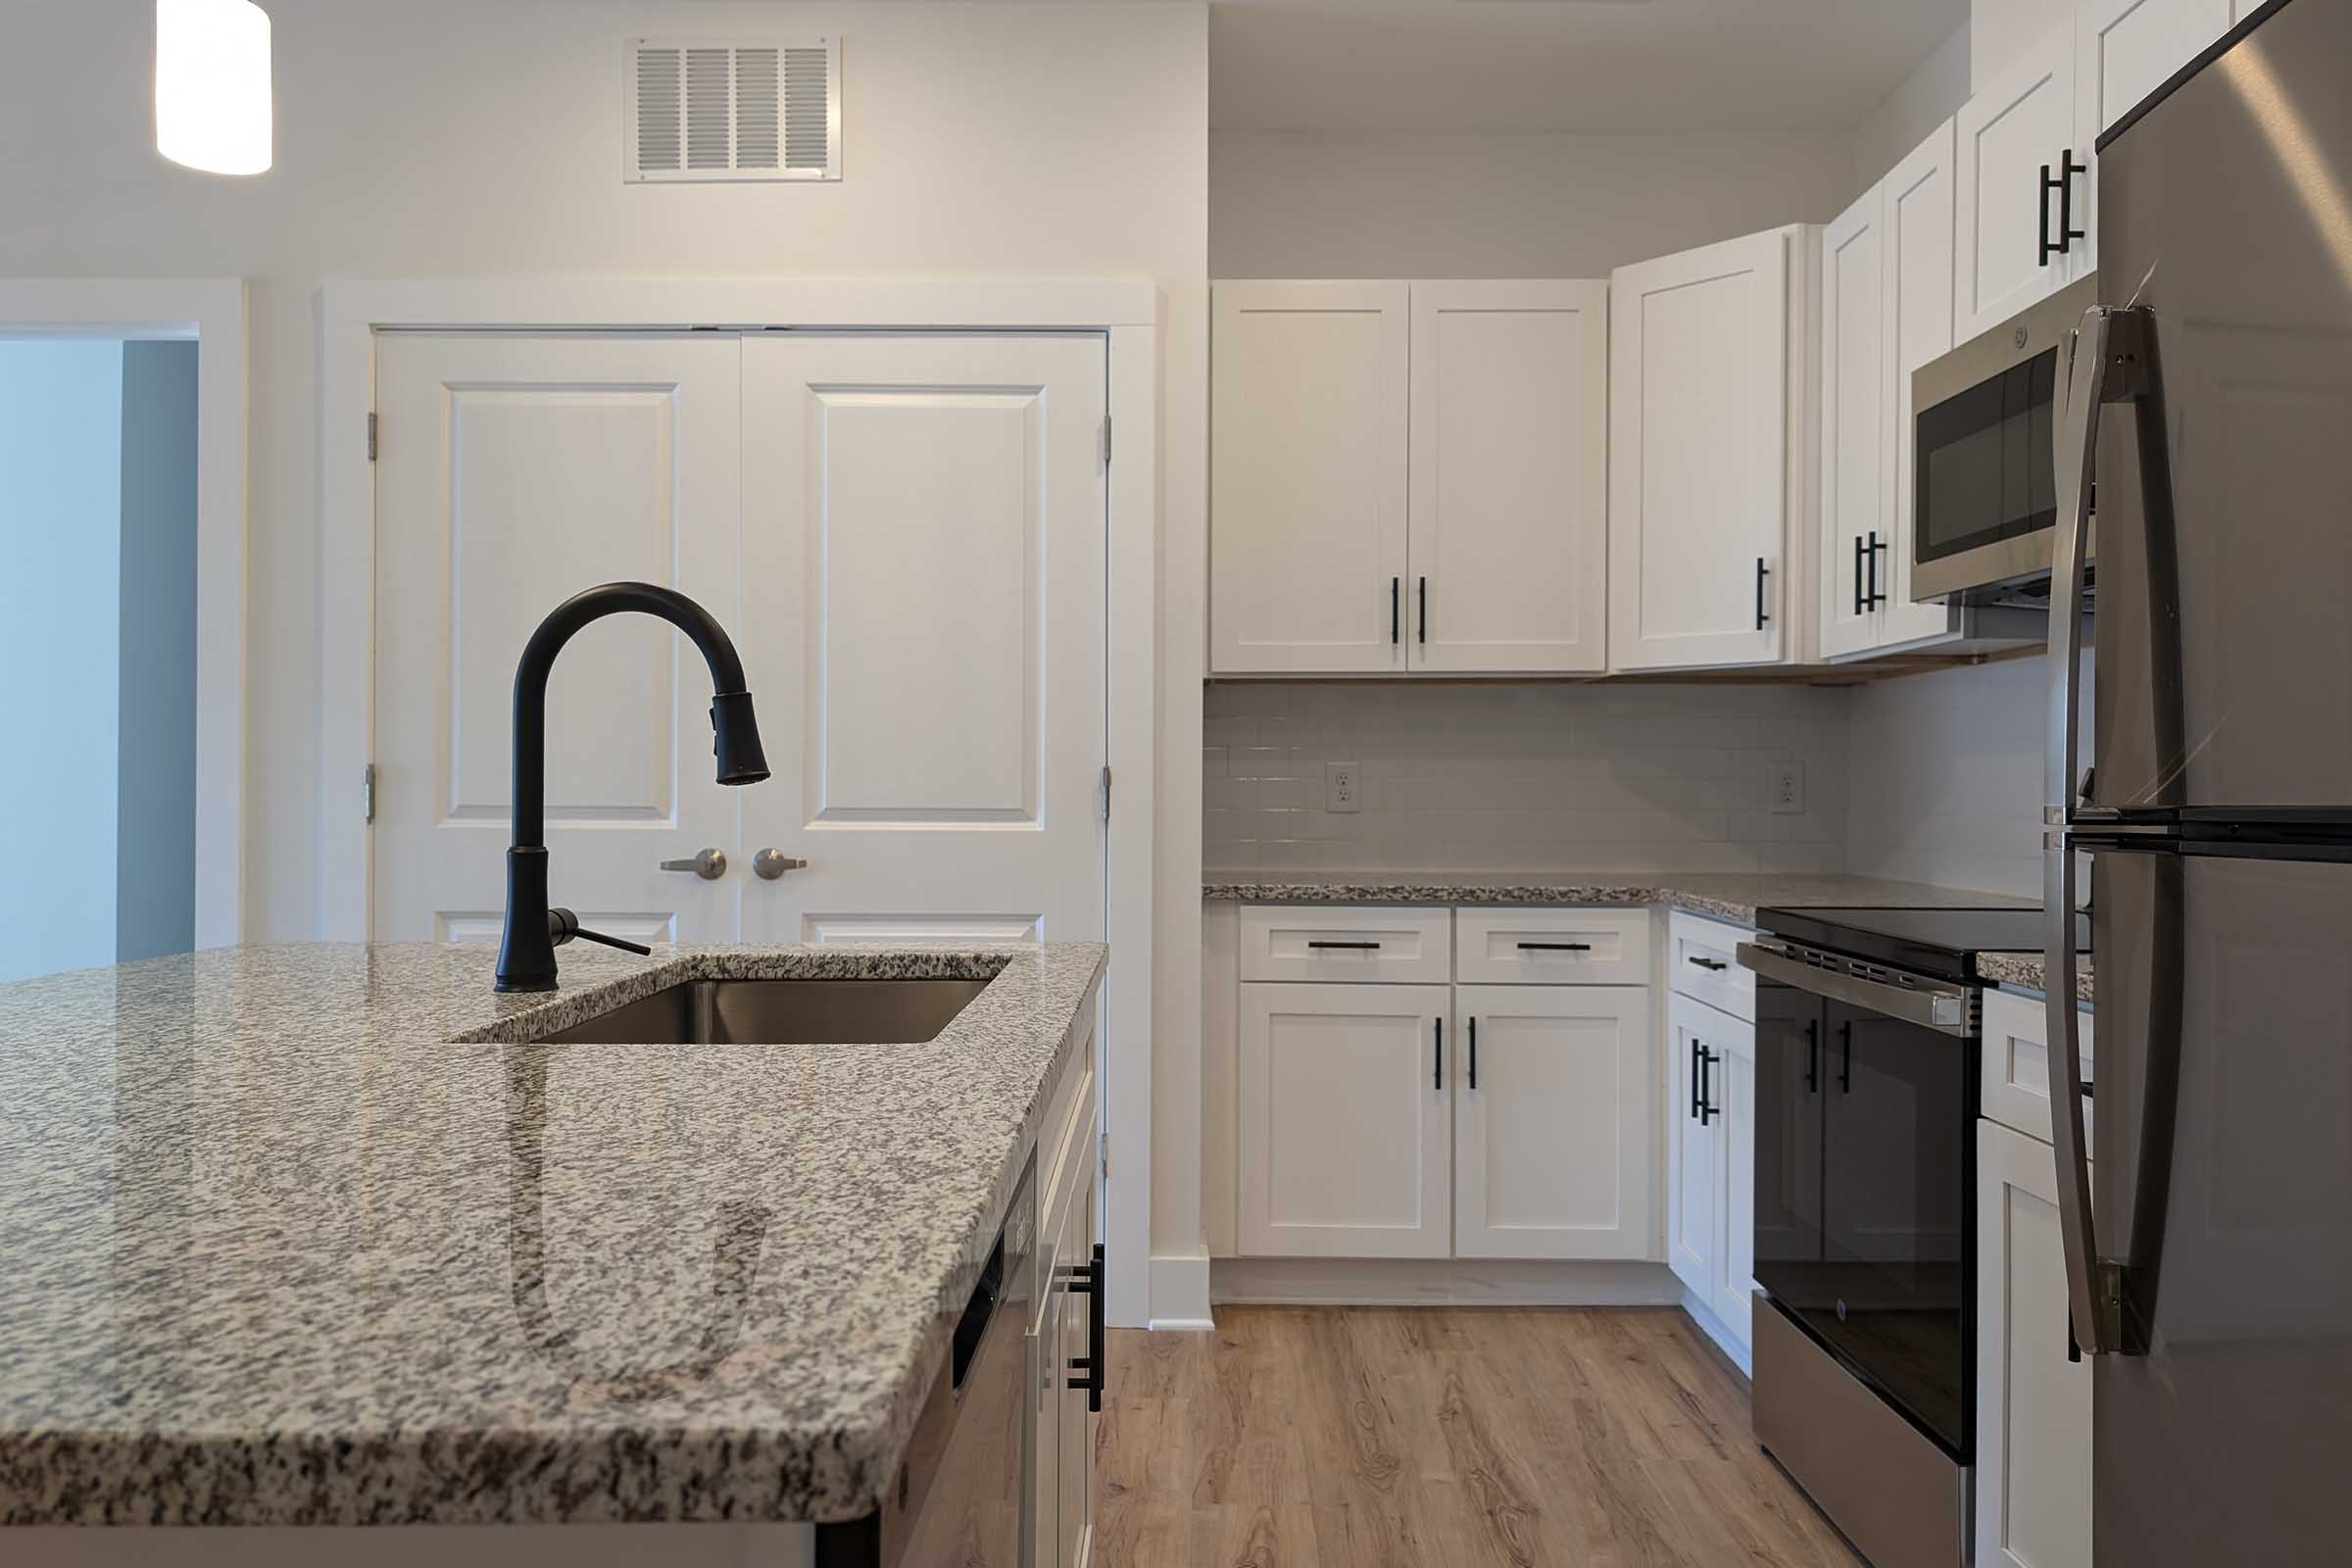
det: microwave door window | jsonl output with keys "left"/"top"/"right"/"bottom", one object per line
{"left": 1919, "top": 378, "right": 2006, "bottom": 561}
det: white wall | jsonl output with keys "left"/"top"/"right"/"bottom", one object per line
{"left": 1210, "top": 129, "right": 1856, "bottom": 278}
{"left": 1205, "top": 682, "right": 1851, "bottom": 876}
{"left": 0, "top": 339, "right": 122, "bottom": 982}
{"left": 1853, "top": 21, "right": 1973, "bottom": 192}
{"left": 0, "top": 0, "right": 1209, "bottom": 942}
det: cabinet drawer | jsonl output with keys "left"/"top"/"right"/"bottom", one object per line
{"left": 1453, "top": 907, "right": 1651, "bottom": 984}
{"left": 1239, "top": 905, "right": 1451, "bottom": 984}
{"left": 1668, "top": 910, "right": 1755, "bottom": 1019}
{"left": 1981, "top": 986, "right": 2095, "bottom": 1147}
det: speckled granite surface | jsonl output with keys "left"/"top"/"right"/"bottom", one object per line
{"left": 1978, "top": 949, "right": 2096, "bottom": 1003}
{"left": 1201, "top": 869, "right": 2034, "bottom": 928}
{"left": 0, "top": 939, "right": 1105, "bottom": 1528}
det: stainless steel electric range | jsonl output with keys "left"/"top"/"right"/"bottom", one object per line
{"left": 1736, "top": 905, "right": 2086, "bottom": 1568}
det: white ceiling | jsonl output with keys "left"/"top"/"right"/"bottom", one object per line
{"left": 1206, "top": 0, "right": 1969, "bottom": 134}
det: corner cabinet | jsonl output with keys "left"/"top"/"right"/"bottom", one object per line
{"left": 1210, "top": 279, "right": 1609, "bottom": 676}
{"left": 1608, "top": 226, "right": 1819, "bottom": 672}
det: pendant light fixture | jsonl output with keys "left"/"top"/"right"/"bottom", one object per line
{"left": 155, "top": 0, "right": 272, "bottom": 175}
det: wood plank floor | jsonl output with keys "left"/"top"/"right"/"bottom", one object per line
{"left": 1094, "top": 1305, "right": 1864, "bottom": 1568}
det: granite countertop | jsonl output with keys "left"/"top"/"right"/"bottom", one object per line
{"left": 1200, "top": 869, "right": 2034, "bottom": 928}
{"left": 1976, "top": 950, "right": 2095, "bottom": 1004}
{"left": 0, "top": 939, "right": 1106, "bottom": 1529}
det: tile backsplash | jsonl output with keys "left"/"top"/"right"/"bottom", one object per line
{"left": 1204, "top": 681, "right": 1852, "bottom": 874}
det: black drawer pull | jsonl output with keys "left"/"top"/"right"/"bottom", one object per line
{"left": 1391, "top": 576, "right": 1400, "bottom": 646}
{"left": 1418, "top": 575, "right": 1428, "bottom": 645}
{"left": 1687, "top": 956, "right": 1728, "bottom": 972}
{"left": 1754, "top": 558, "right": 1771, "bottom": 629}
{"left": 1698, "top": 1046, "right": 1720, "bottom": 1125}
{"left": 1434, "top": 1015, "right": 1444, "bottom": 1091}
{"left": 1060, "top": 1245, "right": 1106, "bottom": 1412}
{"left": 1517, "top": 941, "right": 1592, "bottom": 953}
{"left": 1307, "top": 940, "right": 1381, "bottom": 951}
{"left": 1468, "top": 1015, "right": 1478, "bottom": 1091}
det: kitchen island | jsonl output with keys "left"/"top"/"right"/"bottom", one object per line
{"left": 0, "top": 939, "right": 1105, "bottom": 1562}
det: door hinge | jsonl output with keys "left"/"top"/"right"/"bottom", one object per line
{"left": 362, "top": 762, "right": 376, "bottom": 824}
{"left": 1099, "top": 414, "right": 1111, "bottom": 467}
{"left": 1099, "top": 764, "right": 1112, "bottom": 824}
{"left": 366, "top": 412, "right": 378, "bottom": 462}
{"left": 1100, "top": 1128, "right": 1108, "bottom": 1181}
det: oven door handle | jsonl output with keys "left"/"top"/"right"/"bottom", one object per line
{"left": 1734, "top": 941, "right": 1973, "bottom": 1037}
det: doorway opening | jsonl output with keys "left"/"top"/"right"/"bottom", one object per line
{"left": 0, "top": 336, "right": 201, "bottom": 981}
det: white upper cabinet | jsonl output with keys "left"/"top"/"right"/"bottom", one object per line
{"left": 1954, "top": 19, "right": 2082, "bottom": 342}
{"left": 2074, "top": 0, "right": 2235, "bottom": 278}
{"left": 1408, "top": 281, "right": 1609, "bottom": 673}
{"left": 1609, "top": 227, "right": 1812, "bottom": 671}
{"left": 1211, "top": 281, "right": 1410, "bottom": 674}
{"left": 1818, "top": 183, "right": 1887, "bottom": 662}
{"left": 1879, "top": 120, "right": 1966, "bottom": 648}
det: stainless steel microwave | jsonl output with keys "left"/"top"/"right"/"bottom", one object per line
{"left": 1911, "top": 272, "right": 2098, "bottom": 603}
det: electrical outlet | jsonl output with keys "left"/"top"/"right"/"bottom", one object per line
{"left": 1327, "top": 761, "right": 1361, "bottom": 813}
{"left": 1769, "top": 760, "right": 1805, "bottom": 815}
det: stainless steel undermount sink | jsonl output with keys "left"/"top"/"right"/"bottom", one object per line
{"left": 536, "top": 977, "right": 993, "bottom": 1046}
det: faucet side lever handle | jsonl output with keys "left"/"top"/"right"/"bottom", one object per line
{"left": 547, "top": 907, "right": 653, "bottom": 957}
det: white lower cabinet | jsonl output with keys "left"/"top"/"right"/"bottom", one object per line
{"left": 1668, "top": 991, "right": 1759, "bottom": 1354}
{"left": 1453, "top": 985, "right": 1653, "bottom": 1260}
{"left": 1031, "top": 1085, "right": 1099, "bottom": 1568}
{"left": 1976, "top": 1116, "right": 2093, "bottom": 1568}
{"left": 1239, "top": 981, "right": 1454, "bottom": 1258}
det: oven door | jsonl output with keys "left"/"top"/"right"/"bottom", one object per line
{"left": 1742, "top": 947, "right": 1979, "bottom": 1461}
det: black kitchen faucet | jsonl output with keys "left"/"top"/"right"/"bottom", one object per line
{"left": 494, "top": 582, "right": 768, "bottom": 993}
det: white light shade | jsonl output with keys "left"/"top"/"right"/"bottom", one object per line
{"left": 155, "top": 0, "right": 272, "bottom": 175}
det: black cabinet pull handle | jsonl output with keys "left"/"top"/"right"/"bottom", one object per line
{"left": 1468, "top": 1016, "right": 1478, "bottom": 1091}
{"left": 1517, "top": 941, "right": 1592, "bottom": 952}
{"left": 1699, "top": 1046, "right": 1720, "bottom": 1125}
{"left": 1804, "top": 1017, "right": 1820, "bottom": 1094}
{"left": 1690, "top": 1036, "right": 1702, "bottom": 1120}
{"left": 1687, "top": 955, "right": 1728, "bottom": 972}
{"left": 1852, "top": 533, "right": 1867, "bottom": 616}
{"left": 1307, "top": 940, "right": 1380, "bottom": 951}
{"left": 2040, "top": 151, "right": 2087, "bottom": 264}
{"left": 1754, "top": 558, "right": 1771, "bottom": 629}
{"left": 1417, "top": 575, "right": 1428, "bottom": 645}
{"left": 1839, "top": 1019, "right": 1854, "bottom": 1094}
{"left": 1434, "top": 1014, "right": 1444, "bottom": 1092}
{"left": 1865, "top": 529, "right": 1886, "bottom": 609}
{"left": 1391, "top": 576, "right": 1400, "bottom": 646}
{"left": 1060, "top": 1244, "right": 1106, "bottom": 1412}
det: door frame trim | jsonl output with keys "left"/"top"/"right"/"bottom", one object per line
{"left": 320, "top": 277, "right": 1158, "bottom": 1331}
{"left": 0, "top": 275, "right": 250, "bottom": 952}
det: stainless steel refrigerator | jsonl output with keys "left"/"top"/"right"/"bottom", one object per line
{"left": 2043, "top": 1, "right": 2352, "bottom": 1562}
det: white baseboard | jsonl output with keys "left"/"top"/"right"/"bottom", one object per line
{"left": 1210, "top": 1256, "right": 1684, "bottom": 1307}
{"left": 1679, "top": 1287, "right": 1754, "bottom": 1378}
{"left": 1149, "top": 1250, "right": 1213, "bottom": 1329}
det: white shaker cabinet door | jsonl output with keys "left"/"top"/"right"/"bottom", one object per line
{"left": 1238, "top": 982, "right": 1453, "bottom": 1258}
{"left": 1452, "top": 985, "right": 1654, "bottom": 1260}
{"left": 1818, "top": 181, "right": 1888, "bottom": 661}
{"left": 1667, "top": 993, "right": 1724, "bottom": 1298}
{"left": 1879, "top": 119, "right": 1967, "bottom": 649}
{"left": 1976, "top": 1118, "right": 2094, "bottom": 1568}
{"left": 2074, "top": 0, "right": 2235, "bottom": 280}
{"left": 1609, "top": 229, "right": 1792, "bottom": 671}
{"left": 1954, "top": 20, "right": 2081, "bottom": 343}
{"left": 1212, "top": 281, "right": 1410, "bottom": 674}
{"left": 1407, "top": 280, "right": 1609, "bottom": 673}
{"left": 1709, "top": 1014, "right": 1759, "bottom": 1348}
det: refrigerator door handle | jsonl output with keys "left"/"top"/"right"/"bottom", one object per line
{"left": 2045, "top": 302, "right": 2157, "bottom": 1358}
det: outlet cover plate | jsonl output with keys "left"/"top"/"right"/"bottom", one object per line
{"left": 1327, "top": 761, "right": 1361, "bottom": 813}
{"left": 1770, "top": 760, "right": 1805, "bottom": 815}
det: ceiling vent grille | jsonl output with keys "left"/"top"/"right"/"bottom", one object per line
{"left": 626, "top": 36, "right": 839, "bottom": 183}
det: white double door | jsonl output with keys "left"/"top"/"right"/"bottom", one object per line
{"left": 370, "top": 329, "right": 1108, "bottom": 948}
